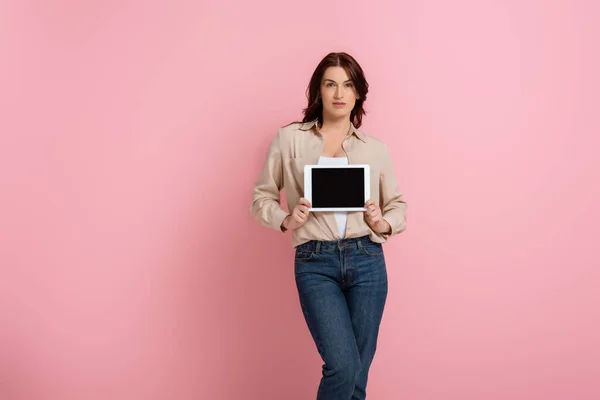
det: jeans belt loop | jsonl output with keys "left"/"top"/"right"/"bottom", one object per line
{"left": 356, "top": 240, "right": 364, "bottom": 251}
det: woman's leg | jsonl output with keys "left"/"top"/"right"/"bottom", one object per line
{"left": 345, "top": 239, "right": 388, "bottom": 400}
{"left": 295, "top": 244, "right": 361, "bottom": 400}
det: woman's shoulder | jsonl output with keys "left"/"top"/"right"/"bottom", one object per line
{"left": 273, "top": 120, "right": 315, "bottom": 143}
{"left": 279, "top": 120, "right": 314, "bottom": 133}
{"left": 355, "top": 128, "right": 388, "bottom": 149}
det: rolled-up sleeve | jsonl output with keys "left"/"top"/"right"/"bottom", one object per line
{"left": 379, "top": 144, "right": 407, "bottom": 237}
{"left": 250, "top": 131, "right": 289, "bottom": 232}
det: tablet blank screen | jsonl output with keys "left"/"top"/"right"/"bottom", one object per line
{"left": 311, "top": 167, "right": 365, "bottom": 208}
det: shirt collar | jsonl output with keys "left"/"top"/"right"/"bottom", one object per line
{"left": 299, "top": 119, "right": 366, "bottom": 142}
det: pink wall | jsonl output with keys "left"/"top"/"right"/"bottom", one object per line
{"left": 1, "top": 1, "right": 599, "bottom": 399}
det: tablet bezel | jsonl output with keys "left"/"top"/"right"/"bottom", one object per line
{"left": 304, "top": 164, "right": 370, "bottom": 212}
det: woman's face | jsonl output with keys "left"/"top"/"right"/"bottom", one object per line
{"left": 319, "top": 66, "right": 359, "bottom": 121}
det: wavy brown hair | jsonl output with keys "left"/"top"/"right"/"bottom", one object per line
{"left": 297, "top": 52, "right": 369, "bottom": 129}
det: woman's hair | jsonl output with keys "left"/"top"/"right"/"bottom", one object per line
{"left": 297, "top": 52, "right": 369, "bottom": 129}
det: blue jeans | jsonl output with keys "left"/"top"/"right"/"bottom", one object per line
{"left": 294, "top": 235, "right": 388, "bottom": 400}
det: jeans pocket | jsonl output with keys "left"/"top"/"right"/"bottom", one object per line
{"left": 295, "top": 248, "right": 314, "bottom": 261}
{"left": 360, "top": 240, "right": 383, "bottom": 257}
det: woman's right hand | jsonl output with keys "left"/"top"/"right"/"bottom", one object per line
{"left": 282, "top": 198, "right": 312, "bottom": 231}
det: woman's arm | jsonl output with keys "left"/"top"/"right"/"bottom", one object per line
{"left": 250, "top": 130, "right": 290, "bottom": 232}
{"left": 379, "top": 144, "right": 407, "bottom": 238}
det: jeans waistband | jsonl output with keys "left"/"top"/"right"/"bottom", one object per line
{"left": 297, "top": 235, "right": 374, "bottom": 253}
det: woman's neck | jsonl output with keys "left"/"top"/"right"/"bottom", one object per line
{"left": 318, "top": 118, "right": 351, "bottom": 136}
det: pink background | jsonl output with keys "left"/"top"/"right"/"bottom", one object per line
{"left": 1, "top": 1, "right": 599, "bottom": 399}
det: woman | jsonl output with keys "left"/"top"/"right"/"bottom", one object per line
{"left": 250, "top": 52, "right": 407, "bottom": 400}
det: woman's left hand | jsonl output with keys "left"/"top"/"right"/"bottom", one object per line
{"left": 364, "top": 200, "right": 391, "bottom": 234}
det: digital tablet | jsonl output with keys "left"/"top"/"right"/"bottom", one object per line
{"left": 304, "top": 164, "right": 370, "bottom": 212}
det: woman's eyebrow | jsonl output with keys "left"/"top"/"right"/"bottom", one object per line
{"left": 323, "top": 79, "right": 353, "bottom": 83}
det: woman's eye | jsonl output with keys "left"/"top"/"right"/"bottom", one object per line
{"left": 326, "top": 83, "right": 335, "bottom": 87}
{"left": 345, "top": 83, "right": 354, "bottom": 88}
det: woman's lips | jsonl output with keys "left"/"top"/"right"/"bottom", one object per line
{"left": 333, "top": 102, "right": 346, "bottom": 108}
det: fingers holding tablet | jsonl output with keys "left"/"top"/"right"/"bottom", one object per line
{"left": 299, "top": 197, "right": 312, "bottom": 209}
{"left": 365, "top": 199, "right": 381, "bottom": 222}
{"left": 284, "top": 198, "right": 313, "bottom": 231}
{"left": 364, "top": 199, "right": 390, "bottom": 233}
